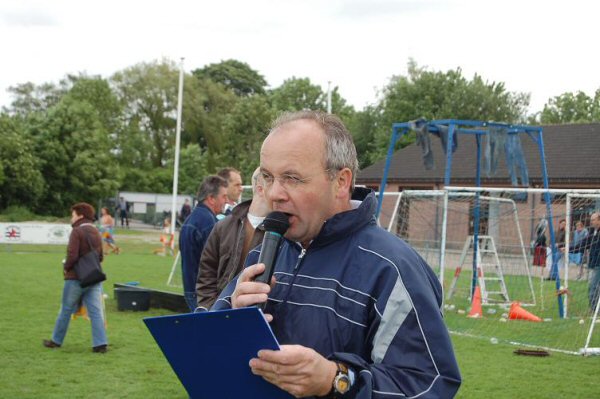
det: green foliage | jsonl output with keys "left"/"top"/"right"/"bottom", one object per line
{"left": 0, "top": 205, "right": 36, "bottom": 222}
{"left": 269, "top": 77, "right": 326, "bottom": 111}
{"left": 192, "top": 59, "right": 268, "bottom": 97}
{"left": 218, "top": 95, "right": 276, "bottom": 182}
{"left": 33, "top": 97, "right": 119, "bottom": 214}
{"left": 344, "top": 106, "right": 381, "bottom": 168}
{"left": 0, "top": 115, "right": 45, "bottom": 209}
{"left": 363, "top": 60, "right": 530, "bottom": 165}
{"left": 182, "top": 76, "right": 239, "bottom": 167}
{"left": 111, "top": 59, "right": 180, "bottom": 168}
{"left": 119, "top": 166, "right": 173, "bottom": 194}
{"left": 0, "top": 206, "right": 65, "bottom": 223}
{"left": 67, "top": 75, "right": 123, "bottom": 132}
{"left": 539, "top": 89, "right": 600, "bottom": 124}
{"left": 4, "top": 81, "right": 65, "bottom": 116}
{"left": 176, "top": 144, "right": 211, "bottom": 196}
{"left": 4, "top": 56, "right": 595, "bottom": 215}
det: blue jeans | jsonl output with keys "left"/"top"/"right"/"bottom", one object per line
{"left": 51, "top": 280, "right": 108, "bottom": 347}
{"left": 569, "top": 252, "right": 583, "bottom": 265}
{"left": 548, "top": 251, "right": 564, "bottom": 280}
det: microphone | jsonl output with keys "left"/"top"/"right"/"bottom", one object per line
{"left": 254, "top": 211, "right": 290, "bottom": 309}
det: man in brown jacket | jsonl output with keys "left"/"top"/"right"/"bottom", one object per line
{"left": 196, "top": 168, "right": 270, "bottom": 310}
{"left": 43, "top": 202, "right": 108, "bottom": 353}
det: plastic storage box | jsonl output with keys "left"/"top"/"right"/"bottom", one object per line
{"left": 114, "top": 287, "right": 151, "bottom": 311}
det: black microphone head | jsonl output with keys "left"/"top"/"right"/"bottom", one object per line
{"left": 262, "top": 211, "right": 290, "bottom": 235}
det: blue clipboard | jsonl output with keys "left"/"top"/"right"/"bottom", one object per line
{"left": 144, "top": 307, "right": 293, "bottom": 399}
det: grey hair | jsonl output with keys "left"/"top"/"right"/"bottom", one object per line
{"left": 197, "top": 175, "right": 228, "bottom": 202}
{"left": 217, "top": 167, "right": 241, "bottom": 182}
{"left": 270, "top": 111, "right": 359, "bottom": 191}
{"left": 251, "top": 167, "right": 263, "bottom": 192}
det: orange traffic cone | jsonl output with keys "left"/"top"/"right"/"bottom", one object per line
{"left": 467, "top": 286, "right": 483, "bottom": 318}
{"left": 509, "top": 302, "right": 541, "bottom": 322}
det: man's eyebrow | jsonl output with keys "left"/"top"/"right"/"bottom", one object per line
{"left": 260, "top": 167, "right": 301, "bottom": 176}
{"left": 281, "top": 169, "right": 302, "bottom": 176}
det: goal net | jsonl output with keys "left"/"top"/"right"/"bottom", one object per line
{"left": 378, "top": 187, "right": 600, "bottom": 355}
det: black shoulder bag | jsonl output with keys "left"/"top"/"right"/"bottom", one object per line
{"left": 74, "top": 228, "right": 107, "bottom": 288}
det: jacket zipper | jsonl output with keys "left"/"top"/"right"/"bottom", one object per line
{"left": 283, "top": 247, "right": 307, "bottom": 304}
{"left": 295, "top": 248, "right": 307, "bottom": 270}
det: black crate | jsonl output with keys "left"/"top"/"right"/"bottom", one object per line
{"left": 114, "top": 287, "right": 151, "bottom": 311}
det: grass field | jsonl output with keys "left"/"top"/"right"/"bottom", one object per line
{"left": 1, "top": 229, "right": 599, "bottom": 398}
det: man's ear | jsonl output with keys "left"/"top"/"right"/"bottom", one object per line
{"left": 205, "top": 195, "right": 215, "bottom": 208}
{"left": 335, "top": 168, "right": 353, "bottom": 197}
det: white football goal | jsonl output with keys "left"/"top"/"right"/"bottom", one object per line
{"left": 377, "top": 187, "right": 600, "bottom": 355}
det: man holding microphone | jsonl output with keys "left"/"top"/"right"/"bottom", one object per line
{"left": 213, "top": 111, "right": 461, "bottom": 398}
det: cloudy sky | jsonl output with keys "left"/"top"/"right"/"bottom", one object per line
{"left": 1, "top": 0, "right": 598, "bottom": 115}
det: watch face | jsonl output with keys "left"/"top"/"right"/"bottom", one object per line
{"left": 334, "top": 374, "right": 350, "bottom": 394}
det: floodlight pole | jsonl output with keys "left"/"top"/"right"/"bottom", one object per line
{"left": 327, "top": 81, "right": 332, "bottom": 113}
{"left": 170, "top": 57, "right": 185, "bottom": 243}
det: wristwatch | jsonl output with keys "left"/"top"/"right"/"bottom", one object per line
{"left": 332, "top": 362, "right": 352, "bottom": 397}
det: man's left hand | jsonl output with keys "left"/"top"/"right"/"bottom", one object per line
{"left": 249, "top": 344, "right": 337, "bottom": 398}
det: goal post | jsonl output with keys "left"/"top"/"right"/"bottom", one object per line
{"left": 380, "top": 186, "right": 600, "bottom": 354}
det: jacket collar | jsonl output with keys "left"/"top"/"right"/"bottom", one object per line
{"left": 72, "top": 217, "right": 93, "bottom": 228}
{"left": 230, "top": 199, "right": 252, "bottom": 219}
{"left": 196, "top": 202, "right": 215, "bottom": 215}
{"left": 309, "top": 187, "right": 377, "bottom": 248}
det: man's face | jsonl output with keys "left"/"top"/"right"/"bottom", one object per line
{"left": 591, "top": 214, "right": 600, "bottom": 229}
{"left": 210, "top": 187, "right": 229, "bottom": 215}
{"left": 71, "top": 210, "right": 83, "bottom": 224}
{"left": 260, "top": 120, "right": 337, "bottom": 246}
{"left": 227, "top": 172, "right": 243, "bottom": 203}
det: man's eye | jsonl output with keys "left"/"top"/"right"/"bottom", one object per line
{"left": 283, "top": 175, "right": 302, "bottom": 185}
{"left": 262, "top": 173, "right": 274, "bottom": 183}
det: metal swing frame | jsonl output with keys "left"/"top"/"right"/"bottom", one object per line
{"left": 375, "top": 119, "right": 565, "bottom": 317}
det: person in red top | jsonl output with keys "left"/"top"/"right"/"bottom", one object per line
{"left": 43, "top": 202, "right": 108, "bottom": 353}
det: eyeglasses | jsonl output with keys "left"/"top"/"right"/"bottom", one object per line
{"left": 261, "top": 169, "right": 335, "bottom": 190}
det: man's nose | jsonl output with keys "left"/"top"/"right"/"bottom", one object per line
{"left": 267, "top": 179, "right": 288, "bottom": 202}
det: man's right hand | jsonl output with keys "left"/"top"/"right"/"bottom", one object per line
{"left": 231, "top": 263, "right": 276, "bottom": 322}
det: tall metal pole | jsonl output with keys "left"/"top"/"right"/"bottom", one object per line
{"left": 376, "top": 127, "right": 403, "bottom": 218}
{"left": 170, "top": 57, "right": 185, "bottom": 242}
{"left": 471, "top": 134, "right": 482, "bottom": 298}
{"left": 327, "top": 81, "right": 332, "bottom": 114}
{"left": 537, "top": 127, "right": 564, "bottom": 318}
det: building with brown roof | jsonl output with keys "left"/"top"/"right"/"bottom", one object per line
{"left": 356, "top": 122, "right": 600, "bottom": 245}
{"left": 357, "top": 123, "right": 600, "bottom": 191}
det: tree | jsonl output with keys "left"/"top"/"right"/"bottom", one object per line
{"left": 218, "top": 95, "right": 276, "bottom": 181}
{"left": 0, "top": 115, "right": 45, "bottom": 210}
{"left": 4, "top": 81, "right": 65, "bottom": 116}
{"left": 192, "top": 59, "right": 268, "bottom": 97}
{"left": 119, "top": 166, "right": 173, "bottom": 194}
{"left": 33, "top": 97, "right": 119, "bottom": 215}
{"left": 365, "top": 60, "right": 530, "bottom": 165}
{"left": 182, "top": 75, "right": 239, "bottom": 166}
{"left": 176, "top": 144, "right": 211, "bottom": 195}
{"left": 67, "top": 75, "right": 122, "bottom": 132}
{"left": 269, "top": 77, "right": 326, "bottom": 112}
{"left": 539, "top": 89, "right": 600, "bottom": 124}
{"left": 111, "top": 59, "right": 180, "bottom": 168}
{"left": 345, "top": 106, "right": 380, "bottom": 168}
